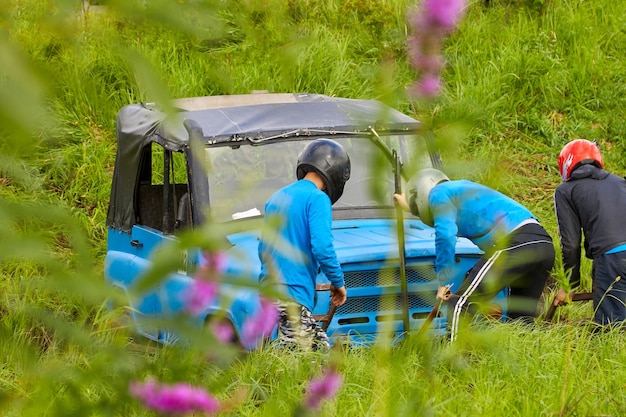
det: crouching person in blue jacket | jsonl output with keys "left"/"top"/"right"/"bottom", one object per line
{"left": 395, "top": 168, "right": 555, "bottom": 341}
{"left": 258, "top": 139, "right": 350, "bottom": 351}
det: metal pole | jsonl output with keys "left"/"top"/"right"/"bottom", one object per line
{"left": 393, "top": 150, "right": 410, "bottom": 333}
{"left": 162, "top": 149, "right": 171, "bottom": 233}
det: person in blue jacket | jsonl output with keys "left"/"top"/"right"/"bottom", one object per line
{"left": 395, "top": 168, "right": 555, "bottom": 341}
{"left": 258, "top": 139, "right": 350, "bottom": 351}
{"left": 553, "top": 139, "right": 626, "bottom": 326}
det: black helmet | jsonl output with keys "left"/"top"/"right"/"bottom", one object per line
{"left": 296, "top": 139, "right": 351, "bottom": 204}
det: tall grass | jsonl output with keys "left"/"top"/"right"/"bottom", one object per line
{"left": 1, "top": 0, "right": 625, "bottom": 415}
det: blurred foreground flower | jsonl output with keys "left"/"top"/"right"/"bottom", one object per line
{"left": 200, "top": 251, "right": 226, "bottom": 274}
{"left": 413, "top": 74, "right": 442, "bottom": 98}
{"left": 184, "top": 279, "right": 219, "bottom": 315}
{"left": 184, "top": 251, "right": 225, "bottom": 314}
{"left": 420, "top": 0, "right": 467, "bottom": 31}
{"left": 407, "top": 0, "right": 467, "bottom": 99}
{"left": 304, "top": 368, "right": 343, "bottom": 410}
{"left": 210, "top": 319, "right": 235, "bottom": 344}
{"left": 129, "top": 379, "right": 220, "bottom": 415}
{"left": 241, "top": 297, "right": 279, "bottom": 346}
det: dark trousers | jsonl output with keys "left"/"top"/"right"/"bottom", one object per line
{"left": 447, "top": 223, "right": 555, "bottom": 341}
{"left": 592, "top": 251, "right": 626, "bottom": 325}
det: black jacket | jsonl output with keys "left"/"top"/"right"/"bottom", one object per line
{"left": 554, "top": 164, "right": 626, "bottom": 287}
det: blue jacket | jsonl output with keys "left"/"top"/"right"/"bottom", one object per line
{"left": 430, "top": 180, "right": 536, "bottom": 282}
{"left": 258, "top": 180, "right": 345, "bottom": 311}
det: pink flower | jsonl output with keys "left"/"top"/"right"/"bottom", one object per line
{"left": 211, "top": 320, "right": 235, "bottom": 344}
{"left": 184, "top": 250, "right": 226, "bottom": 314}
{"left": 406, "top": 0, "right": 466, "bottom": 101}
{"left": 241, "top": 297, "right": 278, "bottom": 346}
{"left": 184, "top": 279, "right": 219, "bottom": 315}
{"left": 423, "top": 0, "right": 467, "bottom": 32}
{"left": 200, "top": 251, "right": 226, "bottom": 273}
{"left": 305, "top": 369, "right": 343, "bottom": 410}
{"left": 408, "top": 48, "right": 445, "bottom": 74}
{"left": 129, "top": 379, "right": 220, "bottom": 415}
{"left": 411, "top": 74, "right": 442, "bottom": 98}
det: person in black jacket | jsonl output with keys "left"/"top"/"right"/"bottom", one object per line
{"left": 554, "top": 139, "right": 626, "bottom": 325}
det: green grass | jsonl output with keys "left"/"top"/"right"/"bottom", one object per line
{"left": 1, "top": 0, "right": 626, "bottom": 415}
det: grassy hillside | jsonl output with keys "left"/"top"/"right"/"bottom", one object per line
{"left": 1, "top": 0, "right": 625, "bottom": 415}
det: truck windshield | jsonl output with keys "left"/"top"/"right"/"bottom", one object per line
{"left": 205, "top": 135, "right": 423, "bottom": 222}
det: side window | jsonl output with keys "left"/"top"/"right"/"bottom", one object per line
{"left": 135, "top": 143, "right": 190, "bottom": 233}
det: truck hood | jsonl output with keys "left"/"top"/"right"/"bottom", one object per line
{"left": 330, "top": 218, "right": 480, "bottom": 263}
{"left": 223, "top": 218, "right": 481, "bottom": 277}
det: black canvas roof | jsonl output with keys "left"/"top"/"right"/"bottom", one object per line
{"left": 119, "top": 93, "right": 420, "bottom": 149}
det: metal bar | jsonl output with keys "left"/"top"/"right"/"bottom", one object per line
{"left": 162, "top": 149, "right": 171, "bottom": 233}
{"left": 367, "top": 126, "right": 410, "bottom": 332}
{"left": 417, "top": 299, "right": 443, "bottom": 337}
{"left": 314, "top": 284, "right": 338, "bottom": 331}
{"left": 393, "top": 149, "right": 410, "bottom": 333}
{"left": 320, "top": 304, "right": 337, "bottom": 332}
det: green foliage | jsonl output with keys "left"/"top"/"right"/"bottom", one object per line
{"left": 1, "top": 0, "right": 626, "bottom": 415}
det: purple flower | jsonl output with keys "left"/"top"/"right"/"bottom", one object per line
{"left": 305, "top": 369, "right": 343, "bottom": 410}
{"left": 423, "top": 0, "right": 467, "bottom": 31}
{"left": 241, "top": 297, "right": 278, "bottom": 347}
{"left": 406, "top": 0, "right": 466, "bottom": 101}
{"left": 129, "top": 379, "right": 220, "bottom": 415}
{"left": 411, "top": 74, "right": 442, "bottom": 98}
{"left": 200, "top": 251, "right": 226, "bottom": 273}
{"left": 408, "top": 47, "right": 445, "bottom": 74}
{"left": 211, "top": 320, "right": 235, "bottom": 344}
{"left": 183, "top": 250, "right": 227, "bottom": 314}
{"left": 184, "top": 279, "right": 219, "bottom": 315}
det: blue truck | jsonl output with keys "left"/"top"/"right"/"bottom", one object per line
{"left": 105, "top": 93, "right": 506, "bottom": 349}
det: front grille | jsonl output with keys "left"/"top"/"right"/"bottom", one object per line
{"left": 327, "top": 264, "right": 442, "bottom": 330}
{"left": 343, "top": 265, "right": 437, "bottom": 289}
{"left": 338, "top": 292, "right": 437, "bottom": 315}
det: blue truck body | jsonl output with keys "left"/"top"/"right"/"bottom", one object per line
{"left": 104, "top": 93, "right": 506, "bottom": 349}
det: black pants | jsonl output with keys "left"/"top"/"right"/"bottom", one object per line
{"left": 592, "top": 251, "right": 626, "bottom": 325}
{"left": 447, "top": 223, "right": 555, "bottom": 341}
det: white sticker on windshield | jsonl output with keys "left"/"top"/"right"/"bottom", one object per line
{"left": 232, "top": 208, "right": 261, "bottom": 220}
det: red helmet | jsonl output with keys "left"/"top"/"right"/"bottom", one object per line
{"left": 557, "top": 139, "right": 603, "bottom": 181}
